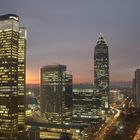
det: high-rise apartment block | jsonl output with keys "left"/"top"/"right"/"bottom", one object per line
{"left": 93, "top": 33, "right": 109, "bottom": 122}
{"left": 133, "top": 69, "right": 140, "bottom": 107}
{"left": 40, "top": 64, "right": 72, "bottom": 124}
{"left": 0, "top": 14, "right": 26, "bottom": 140}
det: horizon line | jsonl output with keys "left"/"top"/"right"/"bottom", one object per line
{"left": 26, "top": 80, "right": 132, "bottom": 85}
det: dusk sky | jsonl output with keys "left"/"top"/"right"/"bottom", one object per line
{"left": 1, "top": 0, "right": 140, "bottom": 84}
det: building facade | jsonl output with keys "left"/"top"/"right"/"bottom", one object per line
{"left": 93, "top": 33, "right": 109, "bottom": 122}
{"left": 133, "top": 69, "right": 140, "bottom": 107}
{"left": 18, "top": 27, "right": 26, "bottom": 138}
{"left": 72, "top": 88, "right": 94, "bottom": 124}
{"left": 109, "top": 89, "right": 124, "bottom": 105}
{"left": 40, "top": 64, "right": 72, "bottom": 124}
{"left": 0, "top": 14, "right": 26, "bottom": 140}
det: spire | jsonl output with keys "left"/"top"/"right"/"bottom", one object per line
{"left": 96, "top": 33, "right": 106, "bottom": 45}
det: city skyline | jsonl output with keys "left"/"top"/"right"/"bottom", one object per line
{"left": 1, "top": 0, "right": 140, "bottom": 84}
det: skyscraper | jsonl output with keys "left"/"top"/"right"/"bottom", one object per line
{"left": 133, "top": 69, "right": 140, "bottom": 107}
{"left": 0, "top": 14, "right": 26, "bottom": 140}
{"left": 93, "top": 33, "right": 109, "bottom": 122}
{"left": 18, "top": 27, "right": 26, "bottom": 138}
{"left": 73, "top": 88, "right": 94, "bottom": 123}
{"left": 40, "top": 64, "right": 72, "bottom": 124}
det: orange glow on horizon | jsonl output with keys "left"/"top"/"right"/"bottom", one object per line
{"left": 26, "top": 70, "right": 133, "bottom": 84}
{"left": 26, "top": 71, "right": 92, "bottom": 84}
{"left": 26, "top": 70, "right": 39, "bottom": 84}
{"left": 26, "top": 76, "right": 91, "bottom": 84}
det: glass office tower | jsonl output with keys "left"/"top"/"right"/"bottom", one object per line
{"left": 0, "top": 14, "right": 26, "bottom": 140}
{"left": 93, "top": 33, "right": 109, "bottom": 122}
{"left": 40, "top": 64, "right": 72, "bottom": 124}
{"left": 73, "top": 88, "right": 94, "bottom": 124}
{"left": 18, "top": 27, "right": 26, "bottom": 138}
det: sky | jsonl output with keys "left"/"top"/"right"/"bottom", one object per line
{"left": 0, "top": 0, "right": 140, "bottom": 84}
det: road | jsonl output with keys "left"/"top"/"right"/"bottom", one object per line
{"left": 133, "top": 127, "right": 140, "bottom": 140}
{"left": 93, "top": 106, "right": 121, "bottom": 140}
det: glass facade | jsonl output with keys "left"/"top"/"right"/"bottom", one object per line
{"left": 94, "top": 34, "right": 109, "bottom": 122}
{"left": 40, "top": 65, "right": 73, "bottom": 124}
{"left": 73, "top": 88, "right": 95, "bottom": 124}
{"left": 18, "top": 27, "right": 26, "bottom": 138}
{"left": 0, "top": 14, "right": 26, "bottom": 140}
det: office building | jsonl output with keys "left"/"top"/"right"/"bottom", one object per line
{"left": 0, "top": 14, "right": 26, "bottom": 139}
{"left": 18, "top": 27, "right": 26, "bottom": 138}
{"left": 133, "top": 69, "right": 140, "bottom": 107}
{"left": 73, "top": 88, "right": 94, "bottom": 123}
{"left": 109, "top": 89, "right": 124, "bottom": 105}
{"left": 40, "top": 64, "right": 72, "bottom": 124}
{"left": 93, "top": 33, "right": 109, "bottom": 122}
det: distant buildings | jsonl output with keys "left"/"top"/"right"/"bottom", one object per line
{"left": 109, "top": 89, "right": 124, "bottom": 105}
{"left": 93, "top": 33, "right": 110, "bottom": 122}
{"left": 133, "top": 69, "right": 140, "bottom": 107}
{"left": 0, "top": 14, "right": 26, "bottom": 139}
{"left": 40, "top": 64, "right": 72, "bottom": 124}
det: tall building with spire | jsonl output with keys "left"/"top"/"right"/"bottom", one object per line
{"left": 0, "top": 14, "right": 26, "bottom": 140}
{"left": 93, "top": 33, "right": 109, "bottom": 122}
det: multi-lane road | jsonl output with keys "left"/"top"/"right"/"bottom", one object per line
{"left": 93, "top": 106, "right": 121, "bottom": 140}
